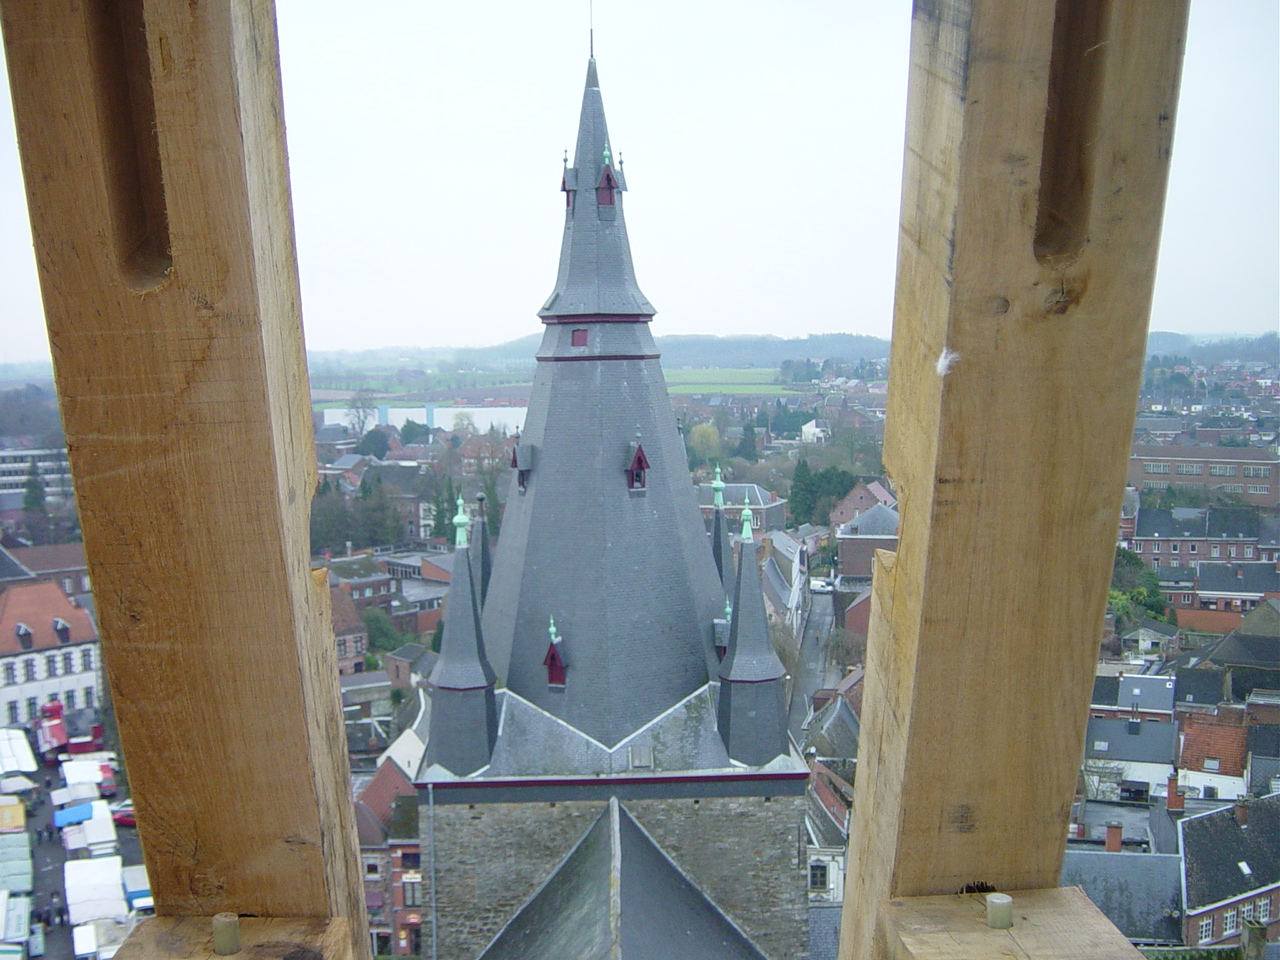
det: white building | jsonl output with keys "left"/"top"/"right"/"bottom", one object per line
{"left": 0, "top": 582, "right": 101, "bottom": 724}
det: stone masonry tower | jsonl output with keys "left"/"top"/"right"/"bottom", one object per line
{"left": 480, "top": 58, "right": 726, "bottom": 748}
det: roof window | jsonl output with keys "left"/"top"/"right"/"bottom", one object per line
{"left": 14, "top": 624, "right": 32, "bottom": 651}
{"left": 53, "top": 618, "right": 71, "bottom": 644}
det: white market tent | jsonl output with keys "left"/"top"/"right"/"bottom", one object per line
{"left": 0, "top": 733, "right": 35, "bottom": 776}
{"left": 64, "top": 856, "right": 127, "bottom": 926}
{"left": 0, "top": 777, "right": 34, "bottom": 796}
{"left": 61, "top": 760, "right": 104, "bottom": 786}
{"left": 51, "top": 783, "right": 99, "bottom": 807}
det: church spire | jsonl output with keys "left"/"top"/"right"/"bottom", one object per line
{"left": 539, "top": 58, "right": 654, "bottom": 320}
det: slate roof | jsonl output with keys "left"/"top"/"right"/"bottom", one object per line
{"left": 429, "top": 545, "right": 495, "bottom": 690}
{"left": 840, "top": 503, "right": 898, "bottom": 537}
{"left": 1059, "top": 851, "right": 1183, "bottom": 944}
{"left": 1197, "top": 562, "right": 1280, "bottom": 596}
{"left": 1174, "top": 668, "right": 1225, "bottom": 707}
{"left": 1180, "top": 793, "right": 1280, "bottom": 910}
{"left": 802, "top": 697, "right": 860, "bottom": 759}
{"left": 1084, "top": 717, "right": 1177, "bottom": 765}
{"left": 720, "top": 545, "right": 785, "bottom": 685}
{"left": 1135, "top": 508, "right": 1208, "bottom": 539}
{"left": 538, "top": 59, "right": 654, "bottom": 319}
{"left": 323, "top": 554, "right": 388, "bottom": 584}
{"left": 354, "top": 800, "right": 386, "bottom": 847}
{"left": 1094, "top": 674, "right": 1176, "bottom": 713}
{"left": 329, "top": 586, "right": 365, "bottom": 637}
{"left": 808, "top": 905, "right": 842, "bottom": 960}
{"left": 0, "top": 548, "right": 33, "bottom": 585}
{"left": 1249, "top": 724, "right": 1280, "bottom": 759}
{"left": 1251, "top": 756, "right": 1280, "bottom": 796}
{"left": 479, "top": 798, "right": 767, "bottom": 960}
{"left": 695, "top": 483, "right": 782, "bottom": 510}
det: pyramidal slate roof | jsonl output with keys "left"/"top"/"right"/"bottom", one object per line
{"left": 479, "top": 798, "right": 767, "bottom": 960}
{"left": 539, "top": 58, "right": 654, "bottom": 319}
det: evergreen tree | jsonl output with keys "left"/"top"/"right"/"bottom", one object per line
{"left": 310, "top": 482, "right": 353, "bottom": 556}
{"left": 22, "top": 458, "right": 46, "bottom": 515}
{"left": 401, "top": 419, "right": 428, "bottom": 445}
{"left": 354, "top": 428, "right": 390, "bottom": 459}
{"left": 353, "top": 476, "right": 400, "bottom": 548}
{"left": 791, "top": 459, "right": 815, "bottom": 525}
{"left": 734, "top": 423, "right": 759, "bottom": 462}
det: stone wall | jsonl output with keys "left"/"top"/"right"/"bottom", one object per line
{"left": 422, "top": 793, "right": 806, "bottom": 959}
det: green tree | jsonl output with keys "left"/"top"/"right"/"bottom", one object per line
{"left": 686, "top": 423, "right": 722, "bottom": 469}
{"left": 354, "top": 428, "right": 391, "bottom": 459}
{"left": 310, "top": 479, "right": 354, "bottom": 556}
{"left": 734, "top": 423, "right": 759, "bottom": 462}
{"left": 353, "top": 476, "right": 400, "bottom": 548}
{"left": 22, "top": 458, "right": 46, "bottom": 515}
{"left": 790, "top": 459, "right": 815, "bottom": 525}
{"left": 401, "top": 419, "right": 428, "bottom": 445}
{"left": 363, "top": 607, "right": 415, "bottom": 652}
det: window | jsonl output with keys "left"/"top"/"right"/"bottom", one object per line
{"left": 627, "top": 444, "right": 649, "bottom": 490}
{"left": 1175, "top": 463, "right": 1202, "bottom": 475}
{"left": 1224, "top": 907, "right": 1238, "bottom": 935}
{"left": 1199, "top": 916, "right": 1214, "bottom": 944}
{"left": 1144, "top": 463, "right": 1171, "bottom": 474}
{"left": 337, "top": 639, "right": 347, "bottom": 658}
{"left": 53, "top": 618, "right": 70, "bottom": 644}
{"left": 2, "top": 664, "right": 13, "bottom": 686}
{"left": 1189, "top": 543, "right": 1198, "bottom": 553}
{"left": 1203, "top": 757, "right": 1220, "bottom": 771}
{"left": 1242, "top": 466, "right": 1271, "bottom": 478}
{"left": 62, "top": 652, "right": 73, "bottom": 674}
{"left": 1258, "top": 897, "right": 1271, "bottom": 923}
{"left": 5, "top": 703, "right": 15, "bottom": 725}
{"left": 571, "top": 328, "right": 588, "bottom": 347}
{"left": 809, "top": 862, "right": 829, "bottom": 890}
{"left": 1170, "top": 543, "right": 1179, "bottom": 553}
{"left": 403, "top": 880, "right": 423, "bottom": 908}
{"left": 1228, "top": 547, "right": 1236, "bottom": 558}
{"left": 1243, "top": 901, "right": 1254, "bottom": 921}
{"left": 81, "top": 649, "right": 93, "bottom": 672}
{"left": 84, "top": 688, "right": 94, "bottom": 709}
{"left": 21, "top": 660, "right": 33, "bottom": 683}
{"left": 363, "top": 858, "right": 381, "bottom": 879}
{"left": 354, "top": 637, "right": 365, "bottom": 653}
{"left": 65, "top": 690, "right": 75, "bottom": 710}
{"left": 1205, "top": 785, "right": 1218, "bottom": 799}
{"left": 1244, "top": 546, "right": 1254, "bottom": 558}
{"left": 25, "top": 698, "right": 36, "bottom": 721}
{"left": 1151, "top": 542, "right": 1161, "bottom": 553}
{"left": 1209, "top": 464, "right": 1236, "bottom": 476}
{"left": 1142, "top": 480, "right": 1168, "bottom": 490}
{"left": 1182, "top": 594, "right": 1192, "bottom": 604}
{"left": 1093, "top": 740, "right": 1109, "bottom": 752}
{"left": 44, "top": 656, "right": 57, "bottom": 678}
{"left": 1247, "top": 485, "right": 1269, "bottom": 495}
{"left": 401, "top": 852, "right": 420, "bottom": 870}
{"left": 1212, "top": 545, "right": 1220, "bottom": 557}
{"left": 1220, "top": 485, "right": 1243, "bottom": 493}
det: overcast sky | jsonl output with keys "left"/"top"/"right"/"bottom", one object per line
{"left": 0, "top": 2, "right": 1275, "bottom": 365}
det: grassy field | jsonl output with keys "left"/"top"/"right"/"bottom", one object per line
{"left": 664, "top": 368, "right": 796, "bottom": 395}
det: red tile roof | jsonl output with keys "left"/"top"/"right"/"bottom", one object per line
{"left": 0, "top": 582, "right": 97, "bottom": 655}
{"left": 330, "top": 587, "right": 365, "bottom": 638}
{"left": 358, "top": 758, "right": 414, "bottom": 829}
{"left": 1179, "top": 712, "right": 1248, "bottom": 777}
{"left": 8, "top": 543, "right": 86, "bottom": 573}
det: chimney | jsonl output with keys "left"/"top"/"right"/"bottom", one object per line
{"left": 1234, "top": 795, "right": 1251, "bottom": 827}
{"left": 345, "top": 540, "right": 353, "bottom": 557}
{"left": 1104, "top": 820, "right": 1122, "bottom": 853}
{"left": 1167, "top": 771, "right": 1184, "bottom": 813}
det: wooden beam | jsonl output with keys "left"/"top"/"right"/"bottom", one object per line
{"left": 117, "top": 917, "right": 359, "bottom": 960}
{"left": 879, "top": 888, "right": 1143, "bottom": 960}
{"left": 0, "top": 2, "right": 367, "bottom": 955}
{"left": 841, "top": 2, "right": 1188, "bottom": 957}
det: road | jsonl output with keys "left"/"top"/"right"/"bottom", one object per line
{"left": 788, "top": 592, "right": 837, "bottom": 743}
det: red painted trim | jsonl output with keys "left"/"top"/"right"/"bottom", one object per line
{"left": 537, "top": 354, "right": 659, "bottom": 363}
{"left": 541, "top": 315, "right": 652, "bottom": 324}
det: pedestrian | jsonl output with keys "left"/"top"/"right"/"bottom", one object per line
{"left": 55, "top": 905, "right": 65, "bottom": 926}
{"left": 43, "top": 776, "right": 50, "bottom": 791}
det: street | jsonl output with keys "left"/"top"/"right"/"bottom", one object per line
{"left": 788, "top": 593, "right": 838, "bottom": 743}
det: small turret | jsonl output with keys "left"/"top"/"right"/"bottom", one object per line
{"left": 717, "top": 520, "right": 788, "bottom": 765}
{"left": 427, "top": 508, "right": 499, "bottom": 776}
{"left": 709, "top": 466, "right": 733, "bottom": 590}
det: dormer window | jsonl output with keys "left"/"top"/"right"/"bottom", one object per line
{"left": 545, "top": 642, "right": 565, "bottom": 686}
{"left": 53, "top": 618, "right": 71, "bottom": 644}
{"left": 596, "top": 166, "right": 617, "bottom": 206}
{"left": 627, "top": 444, "right": 649, "bottom": 490}
{"left": 14, "top": 624, "right": 32, "bottom": 651}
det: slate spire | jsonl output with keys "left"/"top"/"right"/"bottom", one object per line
{"left": 426, "top": 499, "right": 498, "bottom": 776}
{"left": 481, "top": 57, "right": 725, "bottom": 747}
{"left": 470, "top": 492, "right": 493, "bottom": 607}
{"left": 539, "top": 58, "right": 654, "bottom": 319}
{"left": 717, "top": 524, "right": 788, "bottom": 766}
{"left": 710, "top": 466, "right": 733, "bottom": 591}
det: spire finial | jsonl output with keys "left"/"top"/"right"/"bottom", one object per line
{"left": 603, "top": 141, "right": 612, "bottom": 168}
{"left": 549, "top": 616, "right": 560, "bottom": 644}
{"left": 740, "top": 493, "right": 753, "bottom": 541}
{"left": 454, "top": 494, "right": 470, "bottom": 549}
{"left": 712, "top": 464, "right": 725, "bottom": 508}
{"left": 724, "top": 596, "right": 732, "bottom": 621}
{"left": 589, "top": 0, "right": 594, "bottom": 58}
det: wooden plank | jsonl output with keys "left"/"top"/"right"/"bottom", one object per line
{"left": 880, "top": 887, "right": 1143, "bottom": 960}
{"left": 117, "top": 917, "right": 358, "bottom": 960}
{"left": 840, "top": 2, "right": 1189, "bottom": 957}
{"left": 0, "top": 2, "right": 367, "bottom": 955}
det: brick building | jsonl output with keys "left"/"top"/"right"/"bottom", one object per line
{"left": 1130, "top": 444, "right": 1279, "bottom": 510}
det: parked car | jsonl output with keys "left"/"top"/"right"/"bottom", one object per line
{"left": 110, "top": 799, "right": 135, "bottom": 827}
{"left": 809, "top": 577, "right": 833, "bottom": 594}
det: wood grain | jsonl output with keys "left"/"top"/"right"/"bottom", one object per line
{"left": 840, "top": 1, "right": 1189, "bottom": 957}
{"left": 0, "top": 2, "right": 367, "bottom": 955}
{"left": 117, "top": 917, "right": 358, "bottom": 960}
{"left": 880, "top": 887, "right": 1143, "bottom": 960}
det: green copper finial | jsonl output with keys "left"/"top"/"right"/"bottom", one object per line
{"left": 549, "top": 616, "right": 559, "bottom": 644}
{"left": 712, "top": 464, "right": 725, "bottom": 508}
{"left": 739, "top": 493, "right": 753, "bottom": 541}
{"left": 603, "top": 141, "right": 612, "bottom": 167}
{"left": 453, "top": 494, "right": 470, "bottom": 549}
{"left": 724, "top": 596, "right": 732, "bottom": 621}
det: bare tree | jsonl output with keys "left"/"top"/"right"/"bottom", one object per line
{"left": 346, "top": 389, "right": 376, "bottom": 436}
